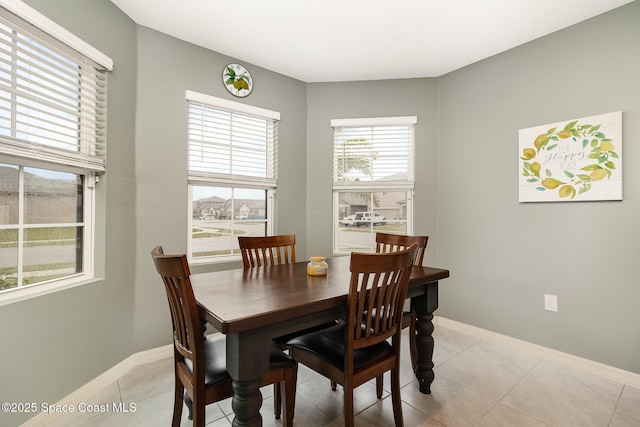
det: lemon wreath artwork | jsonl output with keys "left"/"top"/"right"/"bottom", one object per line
{"left": 518, "top": 111, "right": 622, "bottom": 203}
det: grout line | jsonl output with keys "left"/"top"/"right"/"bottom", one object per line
{"left": 434, "top": 316, "right": 640, "bottom": 389}
{"left": 462, "top": 345, "right": 542, "bottom": 427}
{"left": 608, "top": 385, "right": 626, "bottom": 426}
{"left": 491, "top": 358, "right": 548, "bottom": 426}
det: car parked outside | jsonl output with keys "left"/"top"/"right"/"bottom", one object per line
{"left": 341, "top": 212, "right": 387, "bottom": 227}
{"left": 340, "top": 214, "right": 356, "bottom": 226}
{"left": 354, "top": 212, "right": 386, "bottom": 226}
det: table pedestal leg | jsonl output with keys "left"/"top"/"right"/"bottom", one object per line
{"left": 231, "top": 378, "right": 262, "bottom": 427}
{"left": 411, "top": 281, "right": 438, "bottom": 394}
{"left": 414, "top": 311, "right": 435, "bottom": 393}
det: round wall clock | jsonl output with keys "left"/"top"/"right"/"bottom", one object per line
{"left": 222, "top": 63, "right": 253, "bottom": 97}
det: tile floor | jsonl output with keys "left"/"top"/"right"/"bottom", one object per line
{"left": 36, "top": 325, "right": 640, "bottom": 426}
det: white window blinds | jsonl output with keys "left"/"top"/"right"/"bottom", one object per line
{"left": 0, "top": 8, "right": 108, "bottom": 171}
{"left": 187, "top": 92, "right": 278, "bottom": 188}
{"left": 332, "top": 116, "right": 416, "bottom": 189}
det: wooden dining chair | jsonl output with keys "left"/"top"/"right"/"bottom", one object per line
{"left": 376, "top": 232, "right": 428, "bottom": 266}
{"left": 329, "top": 232, "right": 429, "bottom": 394}
{"left": 238, "top": 234, "right": 296, "bottom": 267}
{"left": 239, "top": 234, "right": 339, "bottom": 401}
{"left": 286, "top": 246, "right": 418, "bottom": 427}
{"left": 237, "top": 235, "right": 338, "bottom": 338}
{"left": 375, "top": 232, "right": 429, "bottom": 373}
{"left": 150, "top": 246, "right": 297, "bottom": 427}
{"left": 237, "top": 234, "right": 297, "bottom": 408}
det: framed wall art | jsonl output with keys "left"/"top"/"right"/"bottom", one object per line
{"left": 519, "top": 111, "right": 622, "bottom": 202}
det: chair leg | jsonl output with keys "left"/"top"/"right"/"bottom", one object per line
{"left": 391, "top": 366, "right": 404, "bottom": 427}
{"left": 274, "top": 383, "right": 281, "bottom": 419}
{"left": 376, "top": 375, "right": 383, "bottom": 399}
{"left": 172, "top": 376, "right": 184, "bottom": 427}
{"left": 192, "top": 392, "right": 206, "bottom": 427}
{"left": 409, "top": 310, "right": 417, "bottom": 372}
{"left": 343, "top": 381, "right": 355, "bottom": 427}
{"left": 281, "top": 364, "right": 298, "bottom": 427}
{"left": 331, "top": 380, "right": 337, "bottom": 390}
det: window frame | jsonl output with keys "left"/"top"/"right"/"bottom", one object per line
{"left": 331, "top": 116, "right": 417, "bottom": 254}
{"left": 187, "top": 184, "right": 275, "bottom": 264}
{"left": 0, "top": 156, "right": 97, "bottom": 303}
{"left": 0, "top": 1, "right": 110, "bottom": 304}
{"left": 185, "top": 90, "right": 280, "bottom": 264}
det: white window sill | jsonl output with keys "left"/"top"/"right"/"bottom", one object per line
{"left": 0, "top": 275, "right": 103, "bottom": 307}
{"left": 188, "top": 253, "right": 244, "bottom": 265}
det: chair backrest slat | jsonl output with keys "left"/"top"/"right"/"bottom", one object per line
{"left": 375, "top": 232, "right": 428, "bottom": 266}
{"left": 238, "top": 235, "right": 296, "bottom": 268}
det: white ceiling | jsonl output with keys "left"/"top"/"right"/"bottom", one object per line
{"left": 109, "top": 0, "right": 634, "bottom": 82}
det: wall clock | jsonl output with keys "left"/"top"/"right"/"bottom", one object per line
{"left": 222, "top": 63, "right": 253, "bottom": 97}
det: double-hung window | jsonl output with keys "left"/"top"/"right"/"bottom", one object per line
{"left": 0, "top": 2, "right": 111, "bottom": 298}
{"left": 186, "top": 91, "right": 279, "bottom": 263}
{"left": 332, "top": 116, "right": 416, "bottom": 253}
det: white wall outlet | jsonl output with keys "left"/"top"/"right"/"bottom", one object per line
{"left": 544, "top": 294, "right": 558, "bottom": 312}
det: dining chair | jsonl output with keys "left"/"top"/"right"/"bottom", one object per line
{"left": 286, "top": 246, "right": 418, "bottom": 427}
{"left": 150, "top": 246, "right": 297, "bottom": 427}
{"left": 239, "top": 234, "right": 340, "bottom": 401}
{"left": 238, "top": 234, "right": 338, "bottom": 344}
{"left": 238, "top": 234, "right": 296, "bottom": 267}
{"left": 237, "top": 234, "right": 297, "bottom": 407}
{"left": 375, "top": 232, "right": 429, "bottom": 373}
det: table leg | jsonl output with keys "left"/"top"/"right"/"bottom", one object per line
{"left": 411, "top": 281, "right": 438, "bottom": 394}
{"left": 226, "top": 331, "right": 271, "bottom": 427}
{"left": 231, "top": 378, "right": 263, "bottom": 427}
{"left": 414, "top": 311, "right": 435, "bottom": 393}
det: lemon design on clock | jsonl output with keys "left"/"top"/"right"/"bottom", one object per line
{"left": 223, "top": 63, "right": 253, "bottom": 97}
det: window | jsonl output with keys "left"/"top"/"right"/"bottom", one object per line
{"left": 332, "top": 116, "right": 416, "bottom": 253}
{"left": 186, "top": 91, "right": 279, "bottom": 262}
{"left": 0, "top": 3, "right": 111, "bottom": 298}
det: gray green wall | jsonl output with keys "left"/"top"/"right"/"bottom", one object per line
{"left": 1, "top": 1, "right": 138, "bottom": 426}
{"left": 437, "top": 2, "right": 640, "bottom": 373}
{"left": 1, "top": 0, "right": 638, "bottom": 425}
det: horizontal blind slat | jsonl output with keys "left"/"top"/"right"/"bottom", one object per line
{"left": 0, "top": 8, "right": 107, "bottom": 171}
{"left": 188, "top": 100, "right": 276, "bottom": 185}
{"left": 333, "top": 123, "right": 415, "bottom": 184}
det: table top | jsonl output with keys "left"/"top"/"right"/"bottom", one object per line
{"left": 190, "top": 255, "right": 449, "bottom": 335}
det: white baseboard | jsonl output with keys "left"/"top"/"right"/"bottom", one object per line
{"left": 22, "top": 343, "right": 173, "bottom": 427}
{"left": 434, "top": 316, "right": 640, "bottom": 389}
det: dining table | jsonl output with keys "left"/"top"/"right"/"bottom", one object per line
{"left": 190, "top": 255, "right": 449, "bottom": 427}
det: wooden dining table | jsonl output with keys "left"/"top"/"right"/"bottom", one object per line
{"left": 190, "top": 255, "right": 449, "bottom": 427}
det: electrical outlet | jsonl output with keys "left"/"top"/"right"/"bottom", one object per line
{"left": 544, "top": 294, "right": 558, "bottom": 312}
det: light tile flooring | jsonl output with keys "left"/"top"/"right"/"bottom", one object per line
{"left": 39, "top": 325, "right": 640, "bottom": 426}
